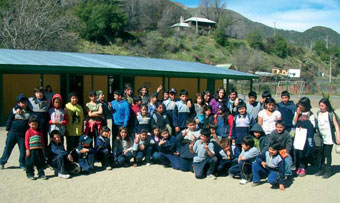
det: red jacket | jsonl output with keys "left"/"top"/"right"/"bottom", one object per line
{"left": 25, "top": 128, "right": 45, "bottom": 150}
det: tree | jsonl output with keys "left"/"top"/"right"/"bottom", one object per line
{"left": 247, "top": 31, "right": 264, "bottom": 50}
{"left": 213, "top": 14, "right": 233, "bottom": 46}
{"left": 199, "top": 0, "right": 226, "bottom": 23}
{"left": 270, "top": 35, "right": 289, "bottom": 58}
{"left": 74, "top": 0, "right": 127, "bottom": 45}
{"left": 0, "top": 0, "right": 78, "bottom": 51}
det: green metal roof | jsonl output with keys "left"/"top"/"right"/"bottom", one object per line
{"left": 0, "top": 49, "right": 258, "bottom": 80}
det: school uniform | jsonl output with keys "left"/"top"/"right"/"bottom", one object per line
{"left": 192, "top": 140, "right": 217, "bottom": 179}
{"left": 176, "top": 129, "right": 200, "bottom": 172}
{"left": 252, "top": 151, "right": 285, "bottom": 186}
{"left": 278, "top": 101, "right": 296, "bottom": 132}
{"left": 203, "top": 114, "right": 214, "bottom": 129}
{"left": 216, "top": 144, "right": 240, "bottom": 174}
{"left": 132, "top": 137, "right": 152, "bottom": 165}
{"left": 113, "top": 137, "right": 133, "bottom": 166}
{"left": 173, "top": 100, "right": 192, "bottom": 131}
{"left": 163, "top": 98, "right": 177, "bottom": 125}
{"left": 246, "top": 101, "right": 261, "bottom": 122}
{"left": 25, "top": 128, "right": 45, "bottom": 178}
{"left": 215, "top": 114, "right": 233, "bottom": 139}
{"left": 74, "top": 141, "right": 96, "bottom": 173}
{"left": 228, "top": 147, "right": 258, "bottom": 180}
{"left": 134, "top": 113, "right": 152, "bottom": 135}
{"left": 47, "top": 141, "right": 75, "bottom": 175}
{"left": 158, "top": 136, "right": 180, "bottom": 170}
{"left": 95, "top": 136, "right": 112, "bottom": 167}
{"left": 151, "top": 112, "right": 171, "bottom": 132}
{"left": 0, "top": 107, "right": 30, "bottom": 168}
{"left": 231, "top": 113, "right": 255, "bottom": 150}
{"left": 150, "top": 135, "right": 161, "bottom": 162}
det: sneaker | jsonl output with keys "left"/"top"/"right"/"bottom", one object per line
{"left": 207, "top": 174, "right": 217, "bottom": 180}
{"left": 106, "top": 166, "right": 112, "bottom": 170}
{"left": 39, "top": 175, "right": 48, "bottom": 180}
{"left": 58, "top": 173, "right": 70, "bottom": 179}
{"left": 251, "top": 182, "right": 260, "bottom": 187}
{"left": 0, "top": 164, "right": 4, "bottom": 170}
{"left": 20, "top": 166, "right": 26, "bottom": 171}
{"left": 298, "top": 168, "right": 306, "bottom": 177}
{"left": 27, "top": 175, "right": 35, "bottom": 180}
{"left": 146, "top": 163, "right": 151, "bottom": 166}
{"left": 296, "top": 168, "right": 301, "bottom": 175}
{"left": 239, "top": 179, "right": 248, "bottom": 185}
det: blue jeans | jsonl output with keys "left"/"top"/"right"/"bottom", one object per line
{"left": 0, "top": 132, "right": 25, "bottom": 167}
{"left": 252, "top": 161, "right": 279, "bottom": 185}
{"left": 285, "top": 155, "right": 293, "bottom": 176}
{"left": 96, "top": 148, "right": 112, "bottom": 167}
{"left": 158, "top": 152, "right": 180, "bottom": 170}
{"left": 78, "top": 153, "right": 95, "bottom": 172}
{"left": 179, "top": 157, "right": 193, "bottom": 172}
{"left": 192, "top": 157, "right": 217, "bottom": 179}
{"left": 134, "top": 146, "right": 152, "bottom": 164}
{"left": 51, "top": 154, "right": 76, "bottom": 174}
{"left": 217, "top": 158, "right": 238, "bottom": 173}
{"left": 116, "top": 152, "right": 133, "bottom": 166}
{"left": 229, "top": 160, "right": 253, "bottom": 180}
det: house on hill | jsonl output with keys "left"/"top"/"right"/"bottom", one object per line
{"left": 171, "top": 16, "right": 216, "bottom": 33}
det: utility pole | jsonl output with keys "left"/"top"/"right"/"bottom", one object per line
{"left": 196, "top": 13, "right": 198, "bottom": 35}
{"left": 329, "top": 55, "right": 332, "bottom": 84}
{"left": 273, "top": 22, "right": 276, "bottom": 37}
{"left": 325, "top": 35, "right": 329, "bottom": 49}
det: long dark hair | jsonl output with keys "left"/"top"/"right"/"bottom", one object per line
{"left": 319, "top": 98, "right": 334, "bottom": 112}
{"left": 213, "top": 87, "right": 226, "bottom": 102}
{"left": 298, "top": 97, "right": 311, "bottom": 112}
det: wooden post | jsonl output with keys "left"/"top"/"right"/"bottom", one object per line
{"left": 0, "top": 73, "right": 4, "bottom": 125}
{"left": 197, "top": 77, "right": 201, "bottom": 92}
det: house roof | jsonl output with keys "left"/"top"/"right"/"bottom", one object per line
{"left": 171, "top": 22, "right": 191, "bottom": 28}
{"left": 0, "top": 49, "right": 258, "bottom": 80}
{"left": 184, "top": 17, "right": 216, "bottom": 24}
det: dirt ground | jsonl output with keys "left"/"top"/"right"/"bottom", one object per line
{"left": 1, "top": 101, "right": 340, "bottom": 202}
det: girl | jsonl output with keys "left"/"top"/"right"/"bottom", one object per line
{"left": 194, "top": 93, "right": 205, "bottom": 128}
{"left": 209, "top": 87, "right": 226, "bottom": 115}
{"left": 315, "top": 98, "right": 340, "bottom": 178}
{"left": 48, "top": 94, "right": 67, "bottom": 142}
{"left": 293, "top": 97, "right": 315, "bottom": 177}
{"left": 45, "top": 85, "right": 54, "bottom": 103}
{"left": 214, "top": 104, "right": 233, "bottom": 139}
{"left": 203, "top": 105, "right": 214, "bottom": 129}
{"left": 203, "top": 90, "right": 211, "bottom": 106}
{"left": 124, "top": 85, "right": 134, "bottom": 105}
{"left": 85, "top": 90, "right": 103, "bottom": 141}
{"left": 258, "top": 98, "right": 281, "bottom": 136}
{"left": 150, "top": 128, "right": 161, "bottom": 163}
{"left": 151, "top": 102, "right": 172, "bottom": 134}
{"left": 134, "top": 105, "right": 152, "bottom": 138}
{"left": 113, "top": 127, "right": 133, "bottom": 167}
{"left": 139, "top": 85, "right": 162, "bottom": 105}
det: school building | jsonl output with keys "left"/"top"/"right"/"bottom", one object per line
{"left": 0, "top": 49, "right": 258, "bottom": 124}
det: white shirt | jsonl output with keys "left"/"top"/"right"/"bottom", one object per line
{"left": 318, "top": 112, "right": 334, "bottom": 145}
{"left": 258, "top": 110, "right": 281, "bottom": 135}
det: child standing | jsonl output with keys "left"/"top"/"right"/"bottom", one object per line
{"left": 134, "top": 105, "right": 152, "bottom": 138}
{"left": 132, "top": 129, "right": 152, "bottom": 166}
{"left": 85, "top": 90, "right": 103, "bottom": 141}
{"left": 202, "top": 105, "right": 214, "bottom": 129}
{"left": 148, "top": 93, "right": 158, "bottom": 115}
{"left": 25, "top": 116, "right": 46, "bottom": 180}
{"left": 293, "top": 97, "right": 316, "bottom": 177}
{"left": 315, "top": 98, "right": 340, "bottom": 178}
{"left": 194, "top": 93, "right": 205, "bottom": 129}
{"left": 173, "top": 89, "right": 193, "bottom": 134}
{"left": 246, "top": 91, "right": 261, "bottom": 122}
{"left": 111, "top": 90, "right": 130, "bottom": 141}
{"left": 113, "top": 127, "right": 133, "bottom": 167}
{"left": 65, "top": 92, "right": 84, "bottom": 152}
{"left": 158, "top": 128, "right": 180, "bottom": 170}
{"left": 231, "top": 101, "right": 255, "bottom": 151}
{"left": 278, "top": 91, "right": 296, "bottom": 132}
{"left": 252, "top": 142, "right": 285, "bottom": 190}
{"left": 97, "top": 90, "right": 113, "bottom": 132}
{"left": 176, "top": 119, "right": 201, "bottom": 172}
{"left": 214, "top": 104, "right": 233, "bottom": 139}
{"left": 258, "top": 98, "right": 281, "bottom": 136}
{"left": 190, "top": 128, "right": 217, "bottom": 179}
{"left": 95, "top": 126, "right": 113, "bottom": 170}
{"left": 0, "top": 94, "right": 31, "bottom": 170}
{"left": 228, "top": 136, "right": 258, "bottom": 184}
{"left": 151, "top": 102, "right": 172, "bottom": 134}
{"left": 48, "top": 94, "right": 67, "bottom": 142}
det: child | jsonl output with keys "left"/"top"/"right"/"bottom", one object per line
{"left": 134, "top": 104, "right": 152, "bottom": 138}
{"left": 95, "top": 126, "right": 113, "bottom": 170}
{"left": 202, "top": 105, "right": 214, "bottom": 129}
{"left": 150, "top": 128, "right": 161, "bottom": 163}
{"left": 228, "top": 136, "right": 258, "bottom": 184}
{"left": 148, "top": 93, "right": 158, "bottom": 115}
{"left": 246, "top": 91, "right": 261, "bottom": 122}
{"left": 47, "top": 130, "right": 77, "bottom": 179}
{"left": 194, "top": 93, "right": 205, "bottom": 128}
{"left": 260, "top": 91, "right": 272, "bottom": 110}
{"left": 73, "top": 135, "right": 96, "bottom": 174}
{"left": 25, "top": 116, "right": 46, "bottom": 180}
{"left": 173, "top": 89, "right": 193, "bottom": 133}
{"left": 163, "top": 88, "right": 177, "bottom": 125}
{"left": 97, "top": 90, "right": 113, "bottom": 132}
{"left": 278, "top": 91, "right": 296, "bottom": 132}
{"left": 252, "top": 142, "right": 285, "bottom": 191}
{"left": 48, "top": 94, "right": 67, "bottom": 142}
{"left": 158, "top": 128, "right": 180, "bottom": 170}
{"left": 231, "top": 101, "right": 255, "bottom": 151}
{"left": 258, "top": 98, "right": 281, "bottom": 136}
{"left": 190, "top": 128, "right": 217, "bottom": 179}
{"left": 124, "top": 85, "right": 134, "bottom": 105}
{"left": 176, "top": 119, "right": 201, "bottom": 172}
{"left": 65, "top": 92, "right": 84, "bottom": 152}
{"left": 132, "top": 129, "right": 152, "bottom": 166}
{"left": 249, "top": 123, "right": 268, "bottom": 154}
{"left": 151, "top": 102, "right": 172, "bottom": 134}
{"left": 162, "top": 89, "right": 169, "bottom": 102}
{"left": 203, "top": 90, "right": 211, "bottom": 106}
{"left": 216, "top": 139, "right": 240, "bottom": 175}
{"left": 131, "top": 96, "right": 142, "bottom": 116}
{"left": 268, "top": 120, "right": 293, "bottom": 177}
{"left": 226, "top": 89, "right": 240, "bottom": 115}
{"left": 214, "top": 104, "right": 233, "bottom": 139}
{"left": 113, "top": 127, "right": 133, "bottom": 167}
{"left": 111, "top": 90, "right": 130, "bottom": 141}
{"left": 293, "top": 97, "right": 315, "bottom": 177}
{"left": 0, "top": 94, "right": 30, "bottom": 170}
{"left": 209, "top": 87, "right": 226, "bottom": 115}
{"left": 85, "top": 90, "right": 103, "bottom": 140}
{"left": 315, "top": 98, "right": 340, "bottom": 178}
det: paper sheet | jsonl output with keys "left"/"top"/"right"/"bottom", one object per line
{"left": 294, "top": 128, "right": 307, "bottom": 150}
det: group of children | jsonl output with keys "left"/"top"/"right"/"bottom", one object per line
{"left": 1, "top": 85, "right": 339, "bottom": 191}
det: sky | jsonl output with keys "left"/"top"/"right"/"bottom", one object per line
{"left": 174, "top": 0, "right": 340, "bottom": 32}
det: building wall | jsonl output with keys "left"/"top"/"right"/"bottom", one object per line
{"left": 3, "top": 74, "right": 40, "bottom": 118}
{"left": 43, "top": 74, "right": 60, "bottom": 94}
{"left": 169, "top": 78, "right": 198, "bottom": 99}
{"left": 83, "top": 75, "right": 92, "bottom": 107}
{"left": 215, "top": 80, "right": 223, "bottom": 90}
{"left": 200, "top": 79, "right": 207, "bottom": 92}
{"left": 134, "top": 76, "right": 163, "bottom": 96}
{"left": 93, "top": 75, "right": 108, "bottom": 98}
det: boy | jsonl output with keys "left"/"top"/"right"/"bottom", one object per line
{"left": 190, "top": 128, "right": 217, "bottom": 179}
{"left": 148, "top": 93, "right": 158, "bottom": 115}
{"left": 97, "top": 90, "right": 113, "bottom": 132}
{"left": 260, "top": 91, "right": 272, "bottom": 110}
{"left": 65, "top": 92, "right": 84, "bottom": 152}
{"left": 252, "top": 142, "right": 285, "bottom": 191}
{"left": 151, "top": 102, "right": 172, "bottom": 134}
{"left": 250, "top": 123, "right": 268, "bottom": 154}
{"left": 25, "top": 116, "right": 46, "bottom": 180}
{"left": 48, "top": 94, "right": 67, "bottom": 141}
{"left": 228, "top": 136, "right": 258, "bottom": 184}
{"left": 176, "top": 119, "right": 201, "bottom": 172}
{"left": 173, "top": 89, "right": 192, "bottom": 133}
{"left": 48, "top": 130, "right": 77, "bottom": 179}
{"left": 131, "top": 96, "right": 142, "bottom": 116}
{"left": 158, "top": 128, "right": 180, "bottom": 170}
{"left": 226, "top": 89, "right": 240, "bottom": 115}
{"left": 246, "top": 91, "right": 261, "bottom": 122}
{"left": 202, "top": 105, "right": 214, "bottom": 129}
{"left": 278, "top": 91, "right": 296, "bottom": 132}
{"left": 132, "top": 129, "right": 152, "bottom": 166}
{"left": 216, "top": 139, "right": 240, "bottom": 175}
{"left": 1, "top": 94, "right": 30, "bottom": 170}
{"left": 267, "top": 120, "right": 292, "bottom": 177}
{"left": 73, "top": 135, "right": 96, "bottom": 174}
{"left": 163, "top": 88, "right": 177, "bottom": 123}
{"left": 95, "top": 126, "right": 113, "bottom": 170}
{"left": 111, "top": 90, "right": 130, "bottom": 141}
{"left": 162, "top": 89, "right": 170, "bottom": 102}
{"left": 231, "top": 101, "right": 255, "bottom": 151}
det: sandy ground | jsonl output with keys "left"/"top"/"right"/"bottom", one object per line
{"left": 0, "top": 105, "right": 340, "bottom": 202}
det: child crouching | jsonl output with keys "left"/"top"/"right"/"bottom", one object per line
{"left": 95, "top": 126, "right": 113, "bottom": 170}
{"left": 72, "top": 135, "right": 96, "bottom": 174}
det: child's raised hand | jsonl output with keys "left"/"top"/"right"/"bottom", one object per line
{"left": 80, "top": 148, "right": 89, "bottom": 153}
{"left": 189, "top": 142, "right": 194, "bottom": 149}
{"left": 279, "top": 184, "right": 285, "bottom": 191}
{"left": 157, "top": 85, "right": 163, "bottom": 92}
{"left": 182, "top": 130, "right": 187, "bottom": 137}
{"left": 16, "top": 108, "right": 21, "bottom": 115}
{"left": 175, "top": 127, "right": 180, "bottom": 133}
{"left": 187, "top": 100, "right": 192, "bottom": 108}
{"left": 26, "top": 150, "right": 30, "bottom": 158}
{"left": 195, "top": 118, "right": 200, "bottom": 124}
{"left": 159, "top": 139, "right": 166, "bottom": 146}
{"left": 261, "top": 161, "right": 266, "bottom": 168}
{"left": 140, "top": 144, "right": 145, "bottom": 150}
{"left": 204, "top": 143, "right": 209, "bottom": 150}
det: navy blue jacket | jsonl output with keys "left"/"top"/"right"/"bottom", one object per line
{"left": 6, "top": 108, "right": 31, "bottom": 136}
{"left": 158, "top": 136, "right": 178, "bottom": 154}
{"left": 176, "top": 132, "right": 195, "bottom": 159}
{"left": 134, "top": 114, "right": 152, "bottom": 134}
{"left": 231, "top": 113, "right": 255, "bottom": 144}
{"left": 278, "top": 101, "right": 296, "bottom": 129}
{"left": 95, "top": 136, "right": 111, "bottom": 152}
{"left": 173, "top": 100, "right": 193, "bottom": 129}
{"left": 256, "top": 151, "right": 285, "bottom": 185}
{"left": 47, "top": 141, "right": 68, "bottom": 164}
{"left": 151, "top": 112, "right": 170, "bottom": 130}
